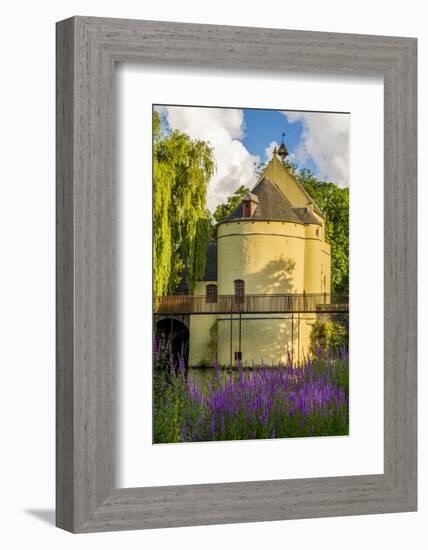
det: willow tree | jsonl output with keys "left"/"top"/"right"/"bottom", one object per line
{"left": 153, "top": 111, "right": 215, "bottom": 296}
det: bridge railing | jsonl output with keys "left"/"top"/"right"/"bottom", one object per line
{"left": 154, "top": 293, "right": 349, "bottom": 315}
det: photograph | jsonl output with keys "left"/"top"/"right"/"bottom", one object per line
{"left": 152, "top": 104, "right": 350, "bottom": 444}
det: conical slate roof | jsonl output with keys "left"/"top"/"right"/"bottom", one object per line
{"left": 222, "top": 177, "right": 302, "bottom": 224}
{"left": 292, "top": 207, "right": 321, "bottom": 225}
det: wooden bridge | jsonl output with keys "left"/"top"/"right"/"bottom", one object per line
{"left": 154, "top": 293, "right": 348, "bottom": 316}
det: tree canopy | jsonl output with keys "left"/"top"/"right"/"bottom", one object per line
{"left": 212, "top": 185, "right": 250, "bottom": 225}
{"left": 153, "top": 111, "right": 215, "bottom": 296}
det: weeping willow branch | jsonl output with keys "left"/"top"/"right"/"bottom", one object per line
{"left": 153, "top": 111, "right": 215, "bottom": 296}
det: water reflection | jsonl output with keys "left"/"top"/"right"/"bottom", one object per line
{"left": 186, "top": 367, "right": 245, "bottom": 394}
{"left": 186, "top": 367, "right": 217, "bottom": 392}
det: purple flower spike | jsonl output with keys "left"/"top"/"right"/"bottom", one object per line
{"left": 169, "top": 354, "right": 175, "bottom": 373}
{"left": 214, "top": 355, "right": 220, "bottom": 378}
{"left": 178, "top": 354, "right": 186, "bottom": 374}
{"left": 156, "top": 348, "right": 349, "bottom": 445}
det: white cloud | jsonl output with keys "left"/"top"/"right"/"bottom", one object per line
{"left": 155, "top": 106, "right": 259, "bottom": 210}
{"left": 282, "top": 111, "right": 349, "bottom": 187}
{"left": 264, "top": 140, "right": 298, "bottom": 167}
{"left": 264, "top": 140, "right": 279, "bottom": 160}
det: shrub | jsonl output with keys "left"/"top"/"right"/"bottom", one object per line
{"left": 309, "top": 320, "right": 348, "bottom": 356}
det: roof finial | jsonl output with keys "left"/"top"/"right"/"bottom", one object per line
{"left": 277, "top": 132, "right": 288, "bottom": 163}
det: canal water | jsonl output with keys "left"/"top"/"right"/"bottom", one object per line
{"left": 186, "top": 367, "right": 219, "bottom": 391}
{"left": 186, "top": 367, "right": 251, "bottom": 393}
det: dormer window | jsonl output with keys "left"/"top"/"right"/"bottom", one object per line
{"left": 242, "top": 192, "right": 259, "bottom": 218}
{"left": 243, "top": 201, "right": 252, "bottom": 217}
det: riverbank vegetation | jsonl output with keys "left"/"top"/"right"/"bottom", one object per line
{"left": 153, "top": 346, "right": 349, "bottom": 444}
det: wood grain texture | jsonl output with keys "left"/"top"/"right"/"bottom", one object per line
{"left": 56, "top": 18, "right": 76, "bottom": 532}
{"left": 56, "top": 16, "right": 417, "bottom": 533}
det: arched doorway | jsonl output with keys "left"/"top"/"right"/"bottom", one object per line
{"left": 155, "top": 317, "right": 189, "bottom": 367}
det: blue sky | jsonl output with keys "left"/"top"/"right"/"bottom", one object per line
{"left": 241, "top": 108, "right": 317, "bottom": 173}
{"left": 155, "top": 105, "right": 349, "bottom": 211}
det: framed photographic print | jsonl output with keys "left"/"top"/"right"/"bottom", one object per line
{"left": 151, "top": 103, "right": 350, "bottom": 446}
{"left": 56, "top": 16, "right": 417, "bottom": 532}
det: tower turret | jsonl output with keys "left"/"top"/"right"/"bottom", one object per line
{"left": 277, "top": 132, "right": 289, "bottom": 164}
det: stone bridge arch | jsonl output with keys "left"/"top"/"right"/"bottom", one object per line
{"left": 154, "top": 314, "right": 190, "bottom": 329}
{"left": 154, "top": 314, "right": 190, "bottom": 365}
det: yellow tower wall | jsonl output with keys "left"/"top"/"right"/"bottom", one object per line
{"left": 216, "top": 220, "right": 308, "bottom": 366}
{"left": 303, "top": 225, "right": 322, "bottom": 293}
{"left": 215, "top": 313, "right": 316, "bottom": 367}
{"left": 217, "top": 315, "right": 292, "bottom": 367}
{"left": 217, "top": 220, "right": 306, "bottom": 294}
{"left": 321, "top": 244, "right": 331, "bottom": 294}
{"left": 188, "top": 217, "right": 331, "bottom": 367}
{"left": 303, "top": 224, "right": 331, "bottom": 294}
{"left": 188, "top": 280, "right": 217, "bottom": 367}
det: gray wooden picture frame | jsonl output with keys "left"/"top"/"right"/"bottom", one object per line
{"left": 56, "top": 16, "right": 417, "bottom": 533}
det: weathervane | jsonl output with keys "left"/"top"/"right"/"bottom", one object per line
{"left": 277, "top": 132, "right": 289, "bottom": 164}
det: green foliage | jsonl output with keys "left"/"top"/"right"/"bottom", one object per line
{"left": 188, "top": 214, "right": 212, "bottom": 292}
{"left": 297, "top": 169, "right": 349, "bottom": 295}
{"left": 213, "top": 184, "right": 250, "bottom": 224}
{"left": 153, "top": 368, "right": 189, "bottom": 443}
{"left": 153, "top": 111, "right": 215, "bottom": 295}
{"left": 309, "top": 320, "right": 348, "bottom": 356}
{"left": 153, "top": 158, "right": 175, "bottom": 295}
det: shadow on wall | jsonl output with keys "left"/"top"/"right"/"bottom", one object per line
{"left": 246, "top": 255, "right": 296, "bottom": 295}
{"left": 215, "top": 255, "right": 299, "bottom": 367}
{"left": 217, "top": 312, "right": 309, "bottom": 367}
{"left": 239, "top": 315, "right": 292, "bottom": 366}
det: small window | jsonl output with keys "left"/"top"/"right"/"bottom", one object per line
{"left": 234, "top": 279, "right": 245, "bottom": 304}
{"left": 316, "top": 228, "right": 319, "bottom": 236}
{"left": 206, "top": 284, "right": 217, "bottom": 303}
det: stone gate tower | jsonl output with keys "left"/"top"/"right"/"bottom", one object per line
{"left": 188, "top": 146, "right": 331, "bottom": 367}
